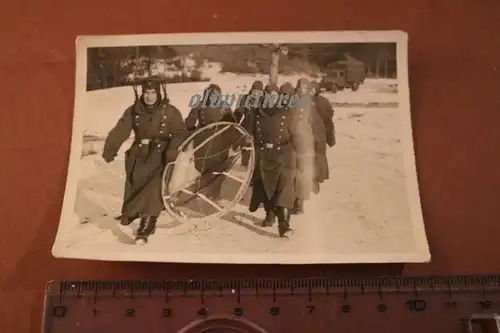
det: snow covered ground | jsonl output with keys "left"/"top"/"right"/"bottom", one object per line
{"left": 81, "top": 74, "right": 398, "bottom": 138}
{"left": 53, "top": 73, "right": 428, "bottom": 264}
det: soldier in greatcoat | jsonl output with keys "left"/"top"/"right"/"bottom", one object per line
{"left": 245, "top": 83, "right": 279, "bottom": 209}
{"left": 246, "top": 82, "right": 304, "bottom": 237}
{"left": 310, "top": 80, "right": 336, "bottom": 192}
{"left": 290, "top": 77, "right": 318, "bottom": 214}
{"left": 102, "top": 77, "right": 188, "bottom": 245}
{"left": 184, "top": 84, "right": 237, "bottom": 202}
{"left": 233, "top": 80, "right": 265, "bottom": 169}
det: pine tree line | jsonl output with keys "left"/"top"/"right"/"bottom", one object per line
{"left": 86, "top": 43, "right": 396, "bottom": 91}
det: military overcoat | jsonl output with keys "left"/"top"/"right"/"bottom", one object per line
{"left": 314, "top": 94, "right": 336, "bottom": 147}
{"left": 184, "top": 105, "right": 238, "bottom": 200}
{"left": 292, "top": 95, "right": 320, "bottom": 200}
{"left": 234, "top": 105, "right": 259, "bottom": 166}
{"left": 102, "top": 100, "right": 188, "bottom": 218}
{"left": 248, "top": 106, "right": 305, "bottom": 210}
{"left": 311, "top": 94, "right": 336, "bottom": 183}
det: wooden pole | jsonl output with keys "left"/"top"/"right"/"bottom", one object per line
{"left": 270, "top": 50, "right": 279, "bottom": 86}
{"left": 267, "top": 43, "right": 287, "bottom": 86}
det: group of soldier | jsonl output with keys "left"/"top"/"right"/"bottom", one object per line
{"left": 231, "top": 78, "right": 336, "bottom": 238}
{"left": 101, "top": 75, "right": 335, "bottom": 245}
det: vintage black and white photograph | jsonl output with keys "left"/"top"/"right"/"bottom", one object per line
{"left": 52, "top": 31, "right": 430, "bottom": 263}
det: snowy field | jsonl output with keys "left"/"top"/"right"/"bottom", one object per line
{"left": 81, "top": 74, "right": 398, "bottom": 139}
{"left": 54, "top": 73, "right": 425, "bottom": 263}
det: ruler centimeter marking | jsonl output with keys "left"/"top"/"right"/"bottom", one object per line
{"left": 43, "top": 275, "right": 500, "bottom": 333}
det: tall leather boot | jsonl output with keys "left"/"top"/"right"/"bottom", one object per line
{"left": 248, "top": 186, "right": 262, "bottom": 212}
{"left": 275, "top": 206, "right": 292, "bottom": 238}
{"left": 119, "top": 215, "right": 137, "bottom": 226}
{"left": 134, "top": 216, "right": 157, "bottom": 245}
{"left": 291, "top": 198, "right": 304, "bottom": 215}
{"left": 261, "top": 210, "right": 275, "bottom": 227}
{"left": 283, "top": 207, "right": 291, "bottom": 231}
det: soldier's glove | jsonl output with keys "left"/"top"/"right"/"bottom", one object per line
{"left": 327, "top": 136, "right": 336, "bottom": 147}
{"left": 102, "top": 154, "right": 114, "bottom": 163}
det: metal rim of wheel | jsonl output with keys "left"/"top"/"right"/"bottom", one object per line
{"left": 161, "top": 121, "right": 255, "bottom": 223}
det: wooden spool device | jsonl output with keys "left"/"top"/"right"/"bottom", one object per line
{"left": 43, "top": 275, "right": 500, "bottom": 333}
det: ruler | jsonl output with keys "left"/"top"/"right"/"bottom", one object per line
{"left": 42, "top": 275, "right": 500, "bottom": 333}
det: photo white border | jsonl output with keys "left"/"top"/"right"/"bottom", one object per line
{"left": 52, "top": 30, "right": 431, "bottom": 264}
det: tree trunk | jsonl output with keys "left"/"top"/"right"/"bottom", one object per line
{"left": 269, "top": 51, "right": 280, "bottom": 85}
{"left": 147, "top": 58, "right": 153, "bottom": 76}
{"left": 86, "top": 49, "right": 99, "bottom": 90}
{"left": 101, "top": 59, "right": 108, "bottom": 89}
{"left": 134, "top": 47, "right": 140, "bottom": 81}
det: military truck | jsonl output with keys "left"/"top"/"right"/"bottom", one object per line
{"left": 320, "top": 57, "right": 366, "bottom": 93}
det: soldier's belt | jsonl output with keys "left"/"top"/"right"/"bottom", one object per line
{"left": 134, "top": 138, "right": 168, "bottom": 145}
{"left": 261, "top": 140, "right": 291, "bottom": 149}
{"left": 136, "top": 139, "right": 153, "bottom": 145}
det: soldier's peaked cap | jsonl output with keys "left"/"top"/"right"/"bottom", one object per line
{"left": 251, "top": 80, "right": 264, "bottom": 91}
{"left": 279, "top": 82, "right": 295, "bottom": 94}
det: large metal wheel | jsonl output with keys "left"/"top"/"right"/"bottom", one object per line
{"left": 161, "top": 121, "right": 255, "bottom": 222}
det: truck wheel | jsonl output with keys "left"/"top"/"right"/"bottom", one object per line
{"left": 351, "top": 82, "right": 360, "bottom": 91}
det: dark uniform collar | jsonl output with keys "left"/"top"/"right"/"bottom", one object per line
{"left": 260, "top": 106, "right": 283, "bottom": 117}
{"left": 134, "top": 99, "right": 165, "bottom": 115}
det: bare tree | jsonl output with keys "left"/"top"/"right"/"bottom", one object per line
{"left": 261, "top": 44, "right": 288, "bottom": 85}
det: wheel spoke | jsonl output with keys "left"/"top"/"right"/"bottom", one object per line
{"left": 180, "top": 188, "right": 223, "bottom": 211}
{"left": 212, "top": 171, "right": 245, "bottom": 183}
